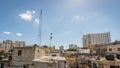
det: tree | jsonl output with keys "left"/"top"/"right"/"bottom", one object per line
{"left": 0, "top": 50, "right": 5, "bottom": 56}
{"left": 67, "top": 48, "right": 77, "bottom": 51}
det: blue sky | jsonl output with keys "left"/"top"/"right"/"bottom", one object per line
{"left": 0, "top": 0, "right": 120, "bottom": 49}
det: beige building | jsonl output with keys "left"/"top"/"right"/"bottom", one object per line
{"left": 87, "top": 58, "right": 120, "bottom": 68}
{"left": 32, "top": 56, "right": 66, "bottom": 68}
{"left": 4, "top": 46, "right": 66, "bottom": 68}
{"left": 78, "top": 56, "right": 120, "bottom": 68}
{"left": 42, "top": 46, "right": 59, "bottom": 56}
{"left": 106, "top": 45, "right": 120, "bottom": 54}
{"left": 14, "top": 41, "right": 25, "bottom": 47}
{"left": 9, "top": 46, "right": 45, "bottom": 68}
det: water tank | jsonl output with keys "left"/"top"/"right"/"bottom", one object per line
{"left": 116, "top": 54, "right": 120, "bottom": 59}
{"left": 105, "top": 54, "right": 114, "bottom": 60}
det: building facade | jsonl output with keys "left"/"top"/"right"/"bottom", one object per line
{"left": 14, "top": 41, "right": 25, "bottom": 47}
{"left": 9, "top": 46, "right": 45, "bottom": 68}
{"left": 0, "top": 40, "right": 25, "bottom": 53}
{"left": 106, "top": 45, "right": 120, "bottom": 54}
{"left": 59, "top": 45, "right": 64, "bottom": 52}
{"left": 83, "top": 32, "right": 111, "bottom": 47}
{"left": 4, "top": 46, "right": 66, "bottom": 68}
{"left": 69, "top": 44, "right": 77, "bottom": 49}
{"left": 2, "top": 40, "right": 14, "bottom": 52}
{"left": 33, "top": 56, "right": 66, "bottom": 68}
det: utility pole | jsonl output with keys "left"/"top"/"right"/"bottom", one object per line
{"left": 38, "top": 9, "right": 42, "bottom": 46}
{"left": 49, "top": 33, "right": 53, "bottom": 51}
{"left": 50, "top": 33, "right": 53, "bottom": 46}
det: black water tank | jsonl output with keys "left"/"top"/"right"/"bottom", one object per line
{"left": 105, "top": 54, "right": 114, "bottom": 60}
{"left": 116, "top": 54, "right": 120, "bottom": 59}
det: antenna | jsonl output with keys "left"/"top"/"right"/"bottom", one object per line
{"left": 50, "top": 33, "right": 53, "bottom": 46}
{"left": 38, "top": 9, "right": 42, "bottom": 46}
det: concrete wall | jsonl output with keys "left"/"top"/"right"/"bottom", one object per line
{"left": 106, "top": 45, "right": 120, "bottom": 54}
{"left": 33, "top": 62, "right": 57, "bottom": 68}
{"left": 12, "top": 47, "right": 35, "bottom": 62}
{"left": 34, "top": 47, "right": 45, "bottom": 59}
{"left": 58, "top": 61, "right": 66, "bottom": 68}
{"left": 10, "top": 46, "right": 45, "bottom": 68}
{"left": 32, "top": 61, "right": 66, "bottom": 68}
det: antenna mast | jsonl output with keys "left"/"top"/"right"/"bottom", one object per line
{"left": 38, "top": 9, "right": 42, "bottom": 46}
{"left": 50, "top": 33, "right": 53, "bottom": 46}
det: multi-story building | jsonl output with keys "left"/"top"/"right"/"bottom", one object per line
{"left": 69, "top": 44, "right": 77, "bottom": 49}
{"left": 83, "top": 32, "right": 111, "bottom": 47}
{"left": 15, "top": 41, "right": 25, "bottom": 47}
{"left": 2, "top": 40, "right": 14, "bottom": 52}
{"left": 59, "top": 45, "right": 64, "bottom": 51}
{"left": 0, "top": 40, "right": 25, "bottom": 52}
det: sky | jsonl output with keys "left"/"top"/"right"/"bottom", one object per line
{"left": 0, "top": 0, "right": 120, "bottom": 49}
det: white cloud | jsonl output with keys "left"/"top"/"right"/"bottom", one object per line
{"left": 73, "top": 16, "right": 85, "bottom": 20}
{"left": 35, "top": 18, "right": 39, "bottom": 24}
{"left": 3, "top": 31, "right": 11, "bottom": 35}
{"left": 32, "top": 11, "right": 35, "bottom": 14}
{"left": 75, "top": 16, "right": 80, "bottom": 19}
{"left": 72, "top": 16, "right": 82, "bottom": 22}
{"left": 16, "top": 33, "right": 22, "bottom": 37}
{"left": 19, "top": 10, "right": 35, "bottom": 21}
{"left": 73, "top": 15, "right": 85, "bottom": 22}
{"left": 73, "top": 16, "right": 80, "bottom": 21}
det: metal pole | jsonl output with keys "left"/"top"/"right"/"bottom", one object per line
{"left": 38, "top": 9, "right": 42, "bottom": 46}
{"left": 50, "top": 33, "right": 52, "bottom": 46}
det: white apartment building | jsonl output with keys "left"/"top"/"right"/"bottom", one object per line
{"left": 83, "top": 32, "right": 111, "bottom": 46}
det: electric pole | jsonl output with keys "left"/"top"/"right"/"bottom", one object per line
{"left": 50, "top": 33, "right": 53, "bottom": 46}
{"left": 38, "top": 9, "right": 42, "bottom": 46}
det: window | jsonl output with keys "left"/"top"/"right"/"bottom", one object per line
{"left": 118, "top": 48, "right": 120, "bottom": 51}
{"left": 18, "top": 50, "right": 22, "bottom": 56}
{"left": 109, "top": 48, "right": 112, "bottom": 51}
